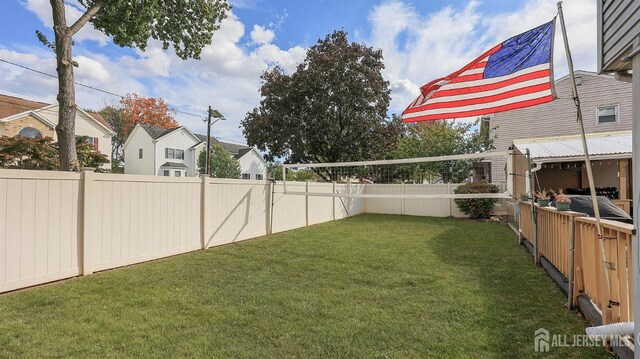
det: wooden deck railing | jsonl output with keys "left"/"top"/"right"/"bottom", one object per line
{"left": 574, "top": 217, "right": 635, "bottom": 324}
{"left": 519, "top": 201, "right": 636, "bottom": 325}
{"left": 519, "top": 201, "right": 533, "bottom": 242}
{"left": 536, "top": 206, "right": 587, "bottom": 278}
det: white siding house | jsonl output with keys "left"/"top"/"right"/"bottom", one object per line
{"left": 237, "top": 148, "right": 268, "bottom": 180}
{"left": 124, "top": 124, "right": 204, "bottom": 177}
{"left": 194, "top": 134, "right": 268, "bottom": 180}
{"left": 124, "top": 123, "right": 267, "bottom": 179}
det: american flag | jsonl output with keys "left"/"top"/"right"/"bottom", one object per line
{"left": 402, "top": 20, "right": 556, "bottom": 123}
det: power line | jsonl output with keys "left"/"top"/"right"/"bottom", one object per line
{"left": 0, "top": 57, "right": 207, "bottom": 120}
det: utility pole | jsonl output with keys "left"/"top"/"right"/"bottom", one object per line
{"left": 203, "top": 107, "right": 225, "bottom": 177}
{"left": 205, "top": 106, "right": 212, "bottom": 176}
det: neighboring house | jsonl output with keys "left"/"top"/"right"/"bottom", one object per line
{"left": 194, "top": 134, "right": 268, "bottom": 180}
{"left": 124, "top": 123, "right": 205, "bottom": 177}
{"left": 489, "top": 70, "right": 632, "bottom": 186}
{"left": 124, "top": 123, "right": 267, "bottom": 179}
{"left": 0, "top": 94, "right": 115, "bottom": 168}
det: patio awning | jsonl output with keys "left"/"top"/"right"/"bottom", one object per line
{"left": 513, "top": 130, "right": 631, "bottom": 162}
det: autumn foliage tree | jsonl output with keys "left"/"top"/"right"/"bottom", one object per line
{"left": 120, "top": 93, "right": 179, "bottom": 131}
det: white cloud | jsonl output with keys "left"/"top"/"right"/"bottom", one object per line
{"left": 74, "top": 55, "right": 110, "bottom": 82}
{"left": 250, "top": 25, "right": 276, "bottom": 44}
{"left": 368, "top": 0, "right": 597, "bottom": 115}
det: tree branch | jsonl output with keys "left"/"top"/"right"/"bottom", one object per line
{"left": 68, "top": 1, "right": 104, "bottom": 35}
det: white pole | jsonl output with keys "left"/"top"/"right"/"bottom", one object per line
{"left": 558, "top": 2, "right": 611, "bottom": 299}
{"left": 631, "top": 39, "right": 640, "bottom": 358}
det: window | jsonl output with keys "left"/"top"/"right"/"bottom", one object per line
{"left": 175, "top": 171, "right": 182, "bottom": 177}
{"left": 597, "top": 105, "right": 618, "bottom": 124}
{"left": 242, "top": 173, "right": 250, "bottom": 180}
{"left": 18, "top": 127, "right": 42, "bottom": 139}
{"left": 163, "top": 170, "right": 170, "bottom": 176}
{"left": 139, "top": 148, "right": 143, "bottom": 159}
{"left": 255, "top": 174, "right": 263, "bottom": 180}
{"left": 76, "top": 136, "right": 98, "bottom": 150}
{"left": 165, "top": 148, "right": 184, "bottom": 159}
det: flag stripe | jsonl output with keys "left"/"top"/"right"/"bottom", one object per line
{"left": 403, "top": 20, "right": 555, "bottom": 122}
{"left": 424, "top": 76, "right": 551, "bottom": 104}
{"left": 403, "top": 95, "right": 554, "bottom": 122}
{"left": 404, "top": 88, "right": 552, "bottom": 117}
{"left": 448, "top": 73, "right": 485, "bottom": 84}
{"left": 427, "top": 68, "right": 550, "bottom": 101}
{"left": 406, "top": 82, "right": 551, "bottom": 111}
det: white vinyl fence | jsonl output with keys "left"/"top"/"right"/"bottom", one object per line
{"left": 0, "top": 169, "right": 465, "bottom": 294}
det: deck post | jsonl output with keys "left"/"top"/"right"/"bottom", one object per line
{"left": 526, "top": 149, "right": 538, "bottom": 264}
{"left": 567, "top": 216, "right": 576, "bottom": 308}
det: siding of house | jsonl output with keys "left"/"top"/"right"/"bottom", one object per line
{"left": 598, "top": 0, "right": 640, "bottom": 72}
{"left": 238, "top": 150, "right": 267, "bottom": 180}
{"left": 490, "top": 72, "right": 632, "bottom": 184}
{"left": 0, "top": 114, "right": 54, "bottom": 138}
{"left": 124, "top": 126, "right": 156, "bottom": 175}
{"left": 153, "top": 129, "right": 200, "bottom": 176}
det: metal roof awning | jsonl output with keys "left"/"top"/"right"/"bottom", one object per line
{"left": 513, "top": 131, "right": 631, "bottom": 162}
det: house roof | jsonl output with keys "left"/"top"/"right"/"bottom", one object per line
{"left": 0, "top": 94, "right": 49, "bottom": 118}
{"left": 160, "top": 161, "right": 188, "bottom": 169}
{"left": 85, "top": 111, "right": 112, "bottom": 131}
{"left": 0, "top": 94, "right": 113, "bottom": 131}
{"left": 139, "top": 123, "right": 182, "bottom": 140}
{"left": 194, "top": 133, "right": 250, "bottom": 157}
{"left": 513, "top": 130, "right": 631, "bottom": 161}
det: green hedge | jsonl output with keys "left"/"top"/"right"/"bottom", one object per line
{"left": 453, "top": 182, "right": 500, "bottom": 219}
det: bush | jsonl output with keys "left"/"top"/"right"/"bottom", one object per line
{"left": 453, "top": 182, "right": 500, "bottom": 219}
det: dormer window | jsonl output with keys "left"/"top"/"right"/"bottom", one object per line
{"left": 597, "top": 105, "right": 618, "bottom": 125}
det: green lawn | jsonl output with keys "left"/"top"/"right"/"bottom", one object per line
{"left": 0, "top": 214, "right": 606, "bottom": 358}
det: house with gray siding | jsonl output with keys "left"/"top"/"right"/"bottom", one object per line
{"left": 489, "top": 70, "right": 632, "bottom": 186}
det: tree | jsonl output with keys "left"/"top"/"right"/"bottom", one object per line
{"left": 392, "top": 118, "right": 495, "bottom": 183}
{"left": 198, "top": 144, "right": 241, "bottom": 179}
{"left": 39, "top": 0, "right": 230, "bottom": 171}
{"left": 120, "top": 93, "right": 179, "bottom": 130}
{"left": 99, "top": 105, "right": 126, "bottom": 169}
{"left": 242, "top": 31, "right": 402, "bottom": 181}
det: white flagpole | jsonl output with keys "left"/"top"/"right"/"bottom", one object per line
{"left": 557, "top": 1, "right": 611, "bottom": 307}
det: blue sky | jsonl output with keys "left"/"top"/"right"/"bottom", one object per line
{"left": 0, "top": 0, "right": 597, "bottom": 143}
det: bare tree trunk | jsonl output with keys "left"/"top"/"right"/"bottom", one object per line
{"left": 51, "top": 0, "right": 78, "bottom": 171}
